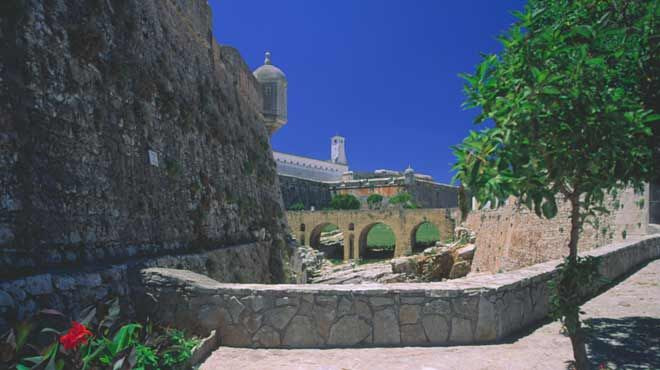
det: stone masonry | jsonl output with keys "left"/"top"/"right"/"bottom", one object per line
{"left": 467, "top": 186, "right": 650, "bottom": 273}
{"left": 137, "top": 236, "right": 660, "bottom": 349}
{"left": 0, "top": 0, "right": 301, "bottom": 328}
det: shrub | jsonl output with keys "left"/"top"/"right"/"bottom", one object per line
{"left": 288, "top": 202, "right": 305, "bottom": 211}
{"left": 330, "top": 194, "right": 361, "bottom": 210}
{"left": 366, "top": 194, "right": 384, "bottom": 209}
{"left": 389, "top": 192, "right": 418, "bottom": 209}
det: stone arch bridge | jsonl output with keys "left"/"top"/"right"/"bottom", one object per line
{"left": 286, "top": 209, "right": 455, "bottom": 260}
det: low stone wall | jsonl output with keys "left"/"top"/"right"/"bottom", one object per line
{"left": 0, "top": 241, "right": 289, "bottom": 333}
{"left": 137, "top": 236, "right": 660, "bottom": 348}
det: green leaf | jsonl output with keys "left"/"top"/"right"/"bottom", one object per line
{"left": 642, "top": 114, "right": 660, "bottom": 123}
{"left": 15, "top": 321, "right": 34, "bottom": 352}
{"left": 586, "top": 57, "right": 605, "bottom": 67}
{"left": 21, "top": 355, "right": 44, "bottom": 364}
{"left": 542, "top": 198, "right": 558, "bottom": 219}
{"left": 110, "top": 324, "right": 141, "bottom": 355}
{"left": 573, "top": 25, "right": 594, "bottom": 39}
{"left": 542, "top": 86, "right": 561, "bottom": 95}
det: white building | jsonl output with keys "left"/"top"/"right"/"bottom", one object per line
{"left": 253, "top": 52, "right": 349, "bottom": 182}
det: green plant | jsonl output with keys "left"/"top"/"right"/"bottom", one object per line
{"left": 366, "top": 194, "right": 384, "bottom": 209}
{"left": 2, "top": 298, "right": 201, "bottom": 370}
{"left": 288, "top": 202, "right": 305, "bottom": 211}
{"left": 453, "top": 1, "right": 657, "bottom": 368}
{"left": 389, "top": 192, "right": 418, "bottom": 209}
{"left": 329, "top": 194, "right": 361, "bottom": 210}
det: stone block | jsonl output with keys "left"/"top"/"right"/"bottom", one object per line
{"left": 373, "top": 307, "right": 400, "bottom": 345}
{"left": 354, "top": 299, "right": 372, "bottom": 320}
{"left": 449, "top": 261, "right": 471, "bottom": 279}
{"left": 337, "top": 297, "right": 352, "bottom": 317}
{"left": 264, "top": 306, "right": 297, "bottom": 330}
{"left": 227, "top": 296, "right": 245, "bottom": 323}
{"left": 400, "top": 323, "right": 427, "bottom": 345}
{"left": 283, "top": 316, "right": 323, "bottom": 347}
{"left": 422, "top": 299, "right": 451, "bottom": 315}
{"left": 328, "top": 315, "right": 370, "bottom": 346}
{"left": 24, "top": 275, "right": 53, "bottom": 296}
{"left": 452, "top": 296, "right": 479, "bottom": 318}
{"left": 399, "top": 305, "right": 421, "bottom": 324}
{"left": 197, "top": 306, "right": 231, "bottom": 334}
{"left": 369, "top": 296, "right": 394, "bottom": 308}
{"left": 391, "top": 257, "right": 416, "bottom": 274}
{"left": 422, "top": 315, "right": 449, "bottom": 344}
{"left": 456, "top": 244, "right": 476, "bottom": 261}
{"left": 253, "top": 326, "right": 281, "bottom": 347}
{"left": 52, "top": 275, "right": 76, "bottom": 291}
{"left": 220, "top": 325, "right": 252, "bottom": 347}
{"left": 450, "top": 317, "right": 474, "bottom": 344}
{"left": 313, "top": 304, "right": 337, "bottom": 339}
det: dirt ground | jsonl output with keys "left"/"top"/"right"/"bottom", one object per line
{"left": 201, "top": 259, "right": 660, "bottom": 370}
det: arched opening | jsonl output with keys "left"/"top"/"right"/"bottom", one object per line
{"left": 309, "top": 223, "right": 344, "bottom": 261}
{"left": 411, "top": 221, "right": 441, "bottom": 253}
{"left": 359, "top": 223, "right": 395, "bottom": 260}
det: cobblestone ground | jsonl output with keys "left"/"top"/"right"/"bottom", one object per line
{"left": 201, "top": 259, "right": 660, "bottom": 370}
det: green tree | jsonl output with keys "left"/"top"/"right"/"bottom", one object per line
{"left": 330, "top": 194, "right": 361, "bottom": 210}
{"left": 367, "top": 193, "right": 384, "bottom": 209}
{"left": 453, "top": 1, "right": 658, "bottom": 368}
{"left": 389, "top": 191, "right": 418, "bottom": 209}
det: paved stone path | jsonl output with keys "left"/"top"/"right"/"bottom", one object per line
{"left": 201, "top": 259, "right": 660, "bottom": 370}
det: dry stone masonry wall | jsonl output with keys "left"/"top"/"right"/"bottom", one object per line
{"left": 138, "top": 236, "right": 660, "bottom": 348}
{"left": 467, "top": 186, "right": 650, "bottom": 273}
{"left": 0, "top": 0, "right": 299, "bottom": 327}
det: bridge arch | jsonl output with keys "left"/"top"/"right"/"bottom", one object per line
{"left": 410, "top": 221, "right": 442, "bottom": 253}
{"left": 285, "top": 209, "right": 455, "bottom": 262}
{"left": 358, "top": 222, "right": 396, "bottom": 260}
{"left": 309, "top": 222, "right": 345, "bottom": 260}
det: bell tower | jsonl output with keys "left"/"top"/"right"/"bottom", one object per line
{"left": 331, "top": 136, "right": 347, "bottom": 165}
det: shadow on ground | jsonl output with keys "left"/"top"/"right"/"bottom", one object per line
{"left": 584, "top": 316, "right": 660, "bottom": 369}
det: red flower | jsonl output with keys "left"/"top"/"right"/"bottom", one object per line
{"left": 59, "top": 321, "right": 92, "bottom": 351}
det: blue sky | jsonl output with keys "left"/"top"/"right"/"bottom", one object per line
{"left": 210, "top": 0, "right": 526, "bottom": 184}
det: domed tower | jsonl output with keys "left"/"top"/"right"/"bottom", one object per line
{"left": 253, "top": 51, "right": 288, "bottom": 135}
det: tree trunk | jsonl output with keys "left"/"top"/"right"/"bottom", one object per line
{"left": 566, "top": 194, "right": 590, "bottom": 370}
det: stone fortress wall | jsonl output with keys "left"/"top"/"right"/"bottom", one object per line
{"left": 138, "top": 235, "right": 660, "bottom": 348}
{"left": 0, "top": 0, "right": 298, "bottom": 328}
{"left": 466, "top": 186, "right": 651, "bottom": 274}
{"left": 279, "top": 175, "right": 333, "bottom": 210}
{"left": 280, "top": 173, "right": 460, "bottom": 211}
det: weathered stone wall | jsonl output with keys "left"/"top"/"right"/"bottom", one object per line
{"left": 409, "top": 180, "right": 459, "bottom": 209}
{"left": 650, "top": 182, "right": 660, "bottom": 224}
{"left": 334, "top": 178, "right": 458, "bottom": 209}
{"left": 0, "top": 241, "right": 278, "bottom": 332}
{"left": 279, "top": 175, "right": 332, "bottom": 210}
{"left": 136, "top": 236, "right": 660, "bottom": 348}
{"left": 0, "top": 0, "right": 301, "bottom": 328}
{"left": 466, "top": 186, "right": 650, "bottom": 273}
{"left": 0, "top": 0, "right": 290, "bottom": 277}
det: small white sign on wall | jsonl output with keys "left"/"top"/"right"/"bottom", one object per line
{"left": 148, "top": 150, "right": 159, "bottom": 167}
